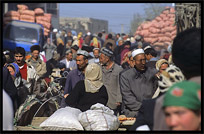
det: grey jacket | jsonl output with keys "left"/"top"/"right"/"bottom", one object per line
{"left": 120, "top": 67, "right": 158, "bottom": 117}
{"left": 101, "top": 63, "right": 123, "bottom": 110}
{"left": 43, "top": 43, "right": 57, "bottom": 61}
{"left": 60, "top": 58, "right": 77, "bottom": 71}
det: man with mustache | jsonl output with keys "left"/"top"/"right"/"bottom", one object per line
{"left": 120, "top": 49, "right": 158, "bottom": 117}
{"left": 14, "top": 47, "right": 38, "bottom": 82}
{"left": 60, "top": 50, "right": 89, "bottom": 108}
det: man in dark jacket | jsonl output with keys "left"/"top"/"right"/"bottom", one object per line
{"left": 120, "top": 49, "right": 158, "bottom": 117}
{"left": 3, "top": 54, "right": 18, "bottom": 113}
{"left": 144, "top": 47, "right": 158, "bottom": 69}
{"left": 104, "top": 34, "right": 116, "bottom": 51}
{"left": 60, "top": 50, "right": 89, "bottom": 108}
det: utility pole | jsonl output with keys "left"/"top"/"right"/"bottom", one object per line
{"left": 4, "top": 3, "right": 8, "bottom": 13}
{"left": 121, "top": 24, "right": 124, "bottom": 33}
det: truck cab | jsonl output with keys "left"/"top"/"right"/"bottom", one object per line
{"left": 3, "top": 20, "right": 44, "bottom": 52}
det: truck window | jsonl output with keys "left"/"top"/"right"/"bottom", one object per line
{"left": 4, "top": 25, "right": 38, "bottom": 44}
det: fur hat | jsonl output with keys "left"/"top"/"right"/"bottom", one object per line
{"left": 30, "top": 45, "right": 40, "bottom": 52}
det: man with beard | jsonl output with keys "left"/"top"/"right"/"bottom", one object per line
{"left": 99, "top": 47, "right": 123, "bottom": 115}
{"left": 120, "top": 49, "right": 158, "bottom": 117}
{"left": 88, "top": 48, "right": 100, "bottom": 64}
{"left": 60, "top": 50, "right": 89, "bottom": 108}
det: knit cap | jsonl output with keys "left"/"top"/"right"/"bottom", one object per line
{"left": 163, "top": 81, "right": 201, "bottom": 110}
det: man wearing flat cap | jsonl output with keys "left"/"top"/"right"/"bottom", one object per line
{"left": 61, "top": 49, "right": 89, "bottom": 108}
{"left": 120, "top": 48, "right": 158, "bottom": 117}
{"left": 99, "top": 47, "right": 123, "bottom": 115}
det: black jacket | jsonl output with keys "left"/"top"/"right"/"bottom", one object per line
{"left": 3, "top": 66, "right": 18, "bottom": 112}
{"left": 65, "top": 80, "right": 108, "bottom": 112}
{"left": 130, "top": 98, "right": 157, "bottom": 130}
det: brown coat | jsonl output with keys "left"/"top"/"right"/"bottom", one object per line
{"left": 104, "top": 39, "right": 116, "bottom": 51}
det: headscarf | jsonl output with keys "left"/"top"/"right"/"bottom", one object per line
{"left": 158, "top": 65, "right": 185, "bottom": 93}
{"left": 57, "top": 37, "right": 64, "bottom": 46}
{"left": 92, "top": 37, "right": 99, "bottom": 48}
{"left": 84, "top": 63, "right": 103, "bottom": 93}
{"left": 6, "top": 63, "right": 20, "bottom": 78}
{"left": 163, "top": 81, "right": 201, "bottom": 110}
{"left": 155, "top": 59, "right": 169, "bottom": 71}
{"left": 152, "top": 65, "right": 185, "bottom": 98}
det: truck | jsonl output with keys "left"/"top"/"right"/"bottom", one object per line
{"left": 3, "top": 20, "right": 45, "bottom": 52}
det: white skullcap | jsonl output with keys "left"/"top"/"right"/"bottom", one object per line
{"left": 73, "top": 36, "right": 77, "bottom": 40}
{"left": 144, "top": 45, "right": 151, "bottom": 51}
{"left": 126, "top": 38, "right": 130, "bottom": 41}
{"left": 132, "top": 49, "right": 144, "bottom": 58}
{"left": 53, "top": 28, "right": 58, "bottom": 32}
{"left": 87, "top": 32, "right": 91, "bottom": 36}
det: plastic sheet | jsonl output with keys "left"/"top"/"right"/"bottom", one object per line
{"left": 78, "top": 103, "right": 120, "bottom": 131}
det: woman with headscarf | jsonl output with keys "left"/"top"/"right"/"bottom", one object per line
{"left": 90, "top": 37, "right": 101, "bottom": 48}
{"left": 155, "top": 59, "right": 169, "bottom": 78}
{"left": 163, "top": 81, "right": 201, "bottom": 131}
{"left": 6, "top": 63, "right": 29, "bottom": 107}
{"left": 6, "top": 63, "right": 21, "bottom": 85}
{"left": 57, "top": 36, "right": 65, "bottom": 58}
{"left": 65, "top": 63, "right": 108, "bottom": 112}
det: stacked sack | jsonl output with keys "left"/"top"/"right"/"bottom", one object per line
{"left": 18, "top": 4, "right": 35, "bottom": 23}
{"left": 35, "top": 8, "right": 52, "bottom": 36}
{"left": 135, "top": 7, "right": 177, "bottom": 46}
{"left": 3, "top": 11, "right": 20, "bottom": 26}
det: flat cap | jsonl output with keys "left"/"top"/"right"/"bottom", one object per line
{"left": 77, "top": 49, "right": 89, "bottom": 57}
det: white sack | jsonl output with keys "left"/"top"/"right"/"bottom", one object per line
{"left": 78, "top": 103, "right": 120, "bottom": 131}
{"left": 40, "top": 106, "right": 84, "bottom": 130}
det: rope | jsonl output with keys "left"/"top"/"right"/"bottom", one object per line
{"left": 33, "top": 94, "right": 60, "bottom": 118}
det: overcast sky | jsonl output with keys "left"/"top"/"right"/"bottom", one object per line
{"left": 59, "top": 3, "right": 173, "bottom": 34}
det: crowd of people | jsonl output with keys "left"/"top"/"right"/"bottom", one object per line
{"left": 3, "top": 27, "right": 201, "bottom": 131}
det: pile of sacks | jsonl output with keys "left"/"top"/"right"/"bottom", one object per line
{"left": 40, "top": 103, "right": 120, "bottom": 131}
{"left": 135, "top": 7, "right": 177, "bottom": 46}
{"left": 3, "top": 4, "right": 52, "bottom": 37}
{"left": 3, "top": 11, "right": 20, "bottom": 26}
{"left": 35, "top": 8, "right": 52, "bottom": 36}
{"left": 18, "top": 5, "right": 35, "bottom": 23}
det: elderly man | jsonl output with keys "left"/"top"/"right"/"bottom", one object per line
{"left": 60, "top": 49, "right": 77, "bottom": 71}
{"left": 88, "top": 48, "right": 100, "bottom": 64}
{"left": 99, "top": 47, "right": 123, "bottom": 115}
{"left": 27, "top": 45, "right": 47, "bottom": 78}
{"left": 60, "top": 50, "right": 89, "bottom": 108}
{"left": 120, "top": 49, "right": 158, "bottom": 117}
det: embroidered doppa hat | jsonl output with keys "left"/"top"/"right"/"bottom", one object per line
{"left": 100, "top": 47, "right": 113, "bottom": 57}
{"left": 163, "top": 81, "right": 201, "bottom": 110}
{"left": 77, "top": 50, "right": 89, "bottom": 58}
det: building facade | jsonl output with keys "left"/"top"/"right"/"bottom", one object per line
{"left": 60, "top": 17, "right": 108, "bottom": 34}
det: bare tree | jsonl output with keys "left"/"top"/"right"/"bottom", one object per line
{"left": 130, "top": 13, "right": 144, "bottom": 35}
{"left": 130, "top": 4, "right": 167, "bottom": 35}
{"left": 144, "top": 3, "right": 166, "bottom": 20}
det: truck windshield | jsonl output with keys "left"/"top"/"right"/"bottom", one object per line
{"left": 4, "top": 25, "right": 38, "bottom": 43}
